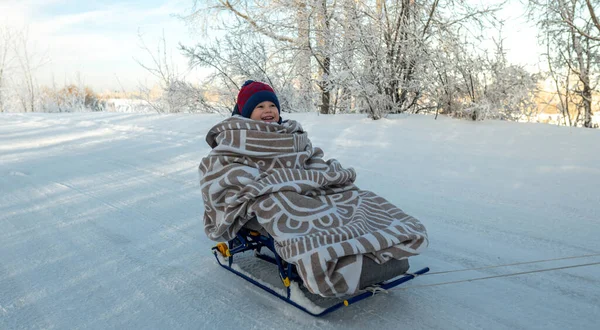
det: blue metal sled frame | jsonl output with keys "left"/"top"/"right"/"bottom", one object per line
{"left": 212, "top": 228, "right": 430, "bottom": 317}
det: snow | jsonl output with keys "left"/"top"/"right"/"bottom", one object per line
{"left": 1, "top": 112, "right": 599, "bottom": 329}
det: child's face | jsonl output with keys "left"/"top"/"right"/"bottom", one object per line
{"left": 250, "top": 101, "right": 280, "bottom": 123}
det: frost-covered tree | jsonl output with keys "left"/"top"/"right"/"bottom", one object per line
{"left": 423, "top": 25, "right": 538, "bottom": 122}
{"left": 337, "top": 0, "right": 504, "bottom": 119}
{"left": 486, "top": 34, "right": 539, "bottom": 121}
{"left": 184, "top": 0, "right": 321, "bottom": 112}
{"left": 183, "top": 0, "right": 543, "bottom": 121}
{"left": 527, "top": 0, "right": 600, "bottom": 128}
{"left": 180, "top": 31, "right": 299, "bottom": 112}
{"left": 463, "top": 35, "right": 538, "bottom": 121}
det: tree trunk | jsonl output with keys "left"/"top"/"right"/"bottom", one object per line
{"left": 582, "top": 81, "right": 592, "bottom": 127}
{"left": 315, "top": 0, "right": 331, "bottom": 115}
{"left": 295, "top": 1, "right": 312, "bottom": 111}
{"left": 320, "top": 56, "right": 331, "bottom": 115}
{"left": 339, "top": 0, "right": 356, "bottom": 112}
{"left": 567, "top": 3, "right": 593, "bottom": 127}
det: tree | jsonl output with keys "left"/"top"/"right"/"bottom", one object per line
{"left": 180, "top": 31, "right": 291, "bottom": 112}
{"left": 559, "top": 0, "right": 600, "bottom": 42}
{"left": 0, "top": 27, "right": 47, "bottom": 113}
{"left": 344, "top": 1, "right": 502, "bottom": 118}
{"left": 135, "top": 31, "right": 207, "bottom": 113}
{"left": 183, "top": 0, "right": 523, "bottom": 121}
{"left": 294, "top": 1, "right": 314, "bottom": 111}
{"left": 13, "top": 29, "right": 38, "bottom": 112}
{"left": 185, "top": 0, "right": 332, "bottom": 113}
{"left": 527, "top": 0, "right": 600, "bottom": 128}
{"left": 0, "top": 26, "right": 15, "bottom": 113}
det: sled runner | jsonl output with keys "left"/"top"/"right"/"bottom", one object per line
{"left": 212, "top": 227, "right": 430, "bottom": 317}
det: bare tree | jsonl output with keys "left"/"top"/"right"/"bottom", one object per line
{"left": 557, "top": 0, "right": 600, "bottom": 42}
{"left": 527, "top": 0, "right": 599, "bottom": 128}
{"left": 0, "top": 26, "right": 15, "bottom": 112}
{"left": 135, "top": 30, "right": 207, "bottom": 113}
{"left": 135, "top": 30, "right": 179, "bottom": 113}
{"left": 181, "top": 30, "right": 300, "bottom": 113}
{"left": 4, "top": 28, "right": 49, "bottom": 113}
{"left": 13, "top": 29, "right": 37, "bottom": 112}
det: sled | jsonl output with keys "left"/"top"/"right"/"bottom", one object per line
{"left": 212, "top": 227, "right": 430, "bottom": 317}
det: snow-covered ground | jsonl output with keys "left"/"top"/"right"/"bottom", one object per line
{"left": 1, "top": 112, "right": 599, "bottom": 329}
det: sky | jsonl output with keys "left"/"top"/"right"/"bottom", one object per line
{"left": 0, "top": 0, "right": 201, "bottom": 92}
{"left": 484, "top": 0, "right": 543, "bottom": 71}
{"left": 1, "top": 111, "right": 599, "bottom": 329}
{"left": 0, "top": 0, "right": 543, "bottom": 93}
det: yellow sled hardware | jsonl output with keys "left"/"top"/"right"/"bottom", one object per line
{"left": 215, "top": 242, "right": 231, "bottom": 257}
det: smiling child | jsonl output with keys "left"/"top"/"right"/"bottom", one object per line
{"left": 231, "top": 80, "right": 282, "bottom": 124}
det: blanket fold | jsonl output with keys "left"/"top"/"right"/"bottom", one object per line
{"left": 200, "top": 116, "right": 428, "bottom": 297}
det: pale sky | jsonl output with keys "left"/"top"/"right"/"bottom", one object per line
{"left": 0, "top": 0, "right": 199, "bottom": 92}
{"left": 0, "top": 0, "right": 542, "bottom": 93}
{"left": 485, "top": 0, "right": 543, "bottom": 71}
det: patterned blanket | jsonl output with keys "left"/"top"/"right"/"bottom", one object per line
{"left": 199, "top": 116, "right": 428, "bottom": 297}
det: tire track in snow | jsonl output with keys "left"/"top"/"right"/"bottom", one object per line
{"left": 25, "top": 179, "right": 203, "bottom": 329}
{"left": 48, "top": 179, "right": 194, "bottom": 244}
{"left": 107, "top": 159, "right": 198, "bottom": 188}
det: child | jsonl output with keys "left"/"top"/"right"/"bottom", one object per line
{"left": 231, "top": 80, "right": 282, "bottom": 124}
{"left": 201, "top": 80, "right": 427, "bottom": 297}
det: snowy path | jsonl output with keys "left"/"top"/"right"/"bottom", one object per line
{"left": 1, "top": 112, "right": 599, "bottom": 329}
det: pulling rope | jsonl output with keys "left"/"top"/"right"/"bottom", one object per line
{"left": 423, "top": 252, "right": 600, "bottom": 276}
{"left": 394, "top": 261, "right": 600, "bottom": 291}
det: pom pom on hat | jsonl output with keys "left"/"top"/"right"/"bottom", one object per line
{"left": 232, "top": 80, "right": 281, "bottom": 119}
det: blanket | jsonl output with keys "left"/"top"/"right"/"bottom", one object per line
{"left": 199, "top": 116, "right": 428, "bottom": 297}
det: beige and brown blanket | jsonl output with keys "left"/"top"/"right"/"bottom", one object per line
{"left": 199, "top": 116, "right": 428, "bottom": 297}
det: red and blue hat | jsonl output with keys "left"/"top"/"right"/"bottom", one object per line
{"left": 232, "top": 80, "right": 281, "bottom": 119}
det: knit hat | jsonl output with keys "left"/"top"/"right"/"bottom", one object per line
{"left": 232, "top": 80, "right": 281, "bottom": 119}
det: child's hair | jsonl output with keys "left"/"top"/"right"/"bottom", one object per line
{"left": 232, "top": 80, "right": 281, "bottom": 119}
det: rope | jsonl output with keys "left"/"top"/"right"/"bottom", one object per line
{"left": 423, "top": 253, "right": 600, "bottom": 276}
{"left": 365, "top": 286, "right": 389, "bottom": 295}
{"left": 393, "top": 261, "right": 600, "bottom": 291}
